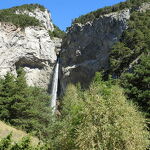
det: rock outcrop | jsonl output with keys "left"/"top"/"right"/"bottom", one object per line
{"left": 0, "top": 22, "right": 61, "bottom": 89}
{"left": 60, "top": 9, "right": 130, "bottom": 89}
{"left": 138, "top": 2, "right": 150, "bottom": 12}
{"left": 0, "top": 5, "right": 63, "bottom": 90}
{"left": 0, "top": 2, "right": 149, "bottom": 92}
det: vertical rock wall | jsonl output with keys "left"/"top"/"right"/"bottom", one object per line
{"left": 60, "top": 9, "right": 130, "bottom": 90}
{"left": 0, "top": 7, "right": 62, "bottom": 90}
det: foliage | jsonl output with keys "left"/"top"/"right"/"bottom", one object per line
{"left": 0, "top": 11, "right": 40, "bottom": 29}
{"left": 120, "top": 54, "right": 150, "bottom": 123}
{"left": 0, "top": 70, "right": 149, "bottom": 149}
{"left": 73, "top": 0, "right": 150, "bottom": 24}
{"left": 49, "top": 24, "right": 66, "bottom": 39}
{"left": 10, "top": 4, "right": 45, "bottom": 12}
{"left": 110, "top": 10, "right": 150, "bottom": 76}
{"left": 0, "top": 134, "right": 51, "bottom": 150}
{"left": 0, "top": 4, "right": 45, "bottom": 28}
{"left": 109, "top": 10, "right": 150, "bottom": 124}
{"left": 48, "top": 73, "right": 149, "bottom": 150}
{"left": 0, "top": 68, "right": 52, "bottom": 140}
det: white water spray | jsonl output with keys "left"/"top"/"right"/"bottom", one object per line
{"left": 51, "top": 59, "right": 59, "bottom": 113}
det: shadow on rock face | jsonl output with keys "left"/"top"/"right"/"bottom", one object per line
{"left": 15, "top": 57, "right": 44, "bottom": 70}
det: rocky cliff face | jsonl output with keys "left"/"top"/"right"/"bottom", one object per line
{"left": 137, "top": 2, "right": 150, "bottom": 12}
{"left": 60, "top": 3, "right": 150, "bottom": 91}
{"left": 60, "top": 9, "right": 130, "bottom": 89}
{"left": 1, "top": 3, "right": 149, "bottom": 92}
{"left": 0, "top": 7, "right": 61, "bottom": 90}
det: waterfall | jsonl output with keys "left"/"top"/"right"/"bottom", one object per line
{"left": 51, "top": 58, "right": 59, "bottom": 113}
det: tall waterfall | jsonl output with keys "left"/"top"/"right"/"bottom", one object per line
{"left": 51, "top": 58, "right": 59, "bottom": 113}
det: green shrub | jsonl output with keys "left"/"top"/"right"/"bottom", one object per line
{"left": 10, "top": 4, "right": 45, "bottom": 12}
{"left": 75, "top": 74, "right": 149, "bottom": 150}
{"left": 0, "top": 134, "right": 51, "bottom": 150}
{"left": 49, "top": 25, "right": 66, "bottom": 39}
{"left": 49, "top": 73, "right": 149, "bottom": 150}
{"left": 0, "top": 4, "right": 45, "bottom": 28}
{"left": 0, "top": 12, "right": 40, "bottom": 28}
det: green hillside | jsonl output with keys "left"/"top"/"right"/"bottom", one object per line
{"left": 0, "top": 4, "right": 44, "bottom": 28}
{"left": 73, "top": 0, "right": 149, "bottom": 24}
{"left": 109, "top": 9, "right": 150, "bottom": 125}
{"left": 0, "top": 121, "right": 39, "bottom": 145}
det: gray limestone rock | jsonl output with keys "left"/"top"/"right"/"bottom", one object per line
{"left": 60, "top": 9, "right": 130, "bottom": 90}
{"left": 0, "top": 22, "right": 60, "bottom": 89}
{"left": 60, "top": 2, "right": 150, "bottom": 91}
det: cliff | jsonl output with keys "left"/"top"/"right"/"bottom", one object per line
{"left": 0, "top": 5, "right": 62, "bottom": 89}
{"left": 60, "top": 2, "right": 150, "bottom": 90}
{"left": 60, "top": 9, "right": 130, "bottom": 89}
{"left": 0, "top": 2, "right": 149, "bottom": 91}
{"left": 15, "top": 6, "right": 54, "bottom": 31}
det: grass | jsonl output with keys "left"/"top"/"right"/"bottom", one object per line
{"left": 0, "top": 121, "right": 39, "bottom": 145}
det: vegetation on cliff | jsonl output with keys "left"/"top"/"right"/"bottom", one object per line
{"left": 110, "top": 10, "right": 150, "bottom": 76}
{"left": 0, "top": 4, "right": 45, "bottom": 28}
{"left": 0, "top": 12, "right": 40, "bottom": 28}
{"left": 73, "top": 0, "right": 150, "bottom": 24}
{"left": 9, "top": 4, "right": 45, "bottom": 12}
{"left": 109, "top": 10, "right": 150, "bottom": 124}
{"left": 49, "top": 24, "right": 66, "bottom": 39}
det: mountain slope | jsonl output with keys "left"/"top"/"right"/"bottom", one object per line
{"left": 60, "top": 1, "right": 150, "bottom": 128}
{"left": 73, "top": 0, "right": 150, "bottom": 24}
{"left": 0, "top": 121, "right": 39, "bottom": 145}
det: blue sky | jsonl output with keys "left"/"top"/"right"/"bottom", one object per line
{"left": 0, "top": 0, "right": 126, "bottom": 31}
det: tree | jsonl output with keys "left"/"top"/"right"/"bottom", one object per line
{"left": 52, "top": 73, "right": 149, "bottom": 150}
{"left": 121, "top": 54, "right": 150, "bottom": 123}
{"left": 0, "top": 70, "right": 52, "bottom": 140}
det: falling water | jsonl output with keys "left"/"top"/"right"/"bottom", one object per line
{"left": 51, "top": 58, "right": 59, "bottom": 114}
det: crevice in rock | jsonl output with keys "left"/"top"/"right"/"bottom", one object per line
{"left": 15, "top": 57, "right": 44, "bottom": 70}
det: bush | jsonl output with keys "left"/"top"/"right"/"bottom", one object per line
{"left": 49, "top": 73, "right": 149, "bottom": 150}
{"left": 10, "top": 4, "right": 45, "bottom": 12}
{"left": 0, "top": 12, "right": 40, "bottom": 28}
{"left": 0, "top": 134, "right": 51, "bottom": 150}
{"left": 49, "top": 25, "right": 66, "bottom": 39}
{"left": 0, "top": 4, "right": 45, "bottom": 28}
